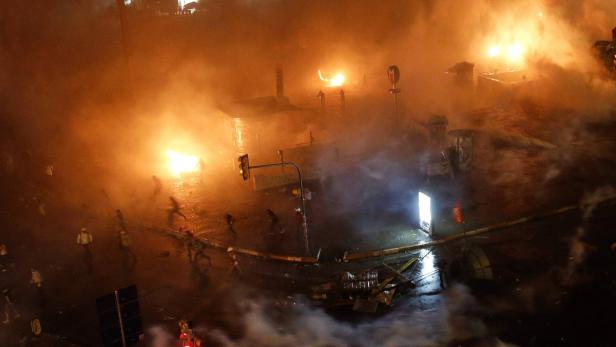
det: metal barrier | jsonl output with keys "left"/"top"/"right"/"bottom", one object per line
{"left": 343, "top": 196, "right": 616, "bottom": 262}
{"left": 157, "top": 194, "right": 616, "bottom": 264}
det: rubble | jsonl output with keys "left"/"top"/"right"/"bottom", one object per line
{"left": 311, "top": 258, "right": 417, "bottom": 312}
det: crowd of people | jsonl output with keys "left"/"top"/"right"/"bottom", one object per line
{"left": 0, "top": 171, "right": 308, "bottom": 346}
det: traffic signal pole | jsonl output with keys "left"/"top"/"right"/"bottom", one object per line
{"left": 387, "top": 65, "right": 401, "bottom": 126}
{"left": 241, "top": 159, "right": 310, "bottom": 255}
{"left": 393, "top": 86, "right": 400, "bottom": 123}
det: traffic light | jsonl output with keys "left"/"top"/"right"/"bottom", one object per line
{"left": 238, "top": 154, "right": 250, "bottom": 181}
{"left": 387, "top": 65, "right": 400, "bottom": 84}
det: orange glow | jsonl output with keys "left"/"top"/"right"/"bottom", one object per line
{"left": 318, "top": 70, "right": 345, "bottom": 87}
{"left": 487, "top": 45, "right": 502, "bottom": 58}
{"left": 166, "top": 149, "right": 200, "bottom": 176}
{"left": 486, "top": 42, "right": 525, "bottom": 63}
{"left": 507, "top": 43, "right": 525, "bottom": 61}
{"left": 475, "top": 5, "right": 583, "bottom": 69}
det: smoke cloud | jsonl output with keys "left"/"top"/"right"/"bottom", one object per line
{"left": 1, "top": 1, "right": 615, "bottom": 195}
{"left": 563, "top": 185, "right": 615, "bottom": 283}
{"left": 198, "top": 285, "right": 514, "bottom": 347}
{"left": 1, "top": 2, "right": 615, "bottom": 345}
{"left": 147, "top": 325, "right": 176, "bottom": 347}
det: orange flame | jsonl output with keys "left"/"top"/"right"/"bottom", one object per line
{"left": 318, "top": 70, "right": 345, "bottom": 87}
{"left": 166, "top": 149, "right": 200, "bottom": 176}
{"left": 486, "top": 42, "right": 525, "bottom": 63}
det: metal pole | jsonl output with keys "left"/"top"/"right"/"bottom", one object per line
{"left": 276, "top": 65, "right": 284, "bottom": 98}
{"left": 343, "top": 197, "right": 616, "bottom": 261}
{"left": 114, "top": 0, "right": 134, "bottom": 101}
{"left": 387, "top": 65, "right": 401, "bottom": 127}
{"left": 392, "top": 82, "right": 399, "bottom": 124}
{"left": 114, "top": 290, "right": 127, "bottom": 347}
{"left": 249, "top": 162, "right": 309, "bottom": 254}
{"left": 115, "top": 0, "right": 130, "bottom": 61}
{"left": 277, "top": 149, "right": 284, "bottom": 173}
{"left": 290, "top": 163, "right": 308, "bottom": 255}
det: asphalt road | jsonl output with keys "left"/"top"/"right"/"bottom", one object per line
{"left": 1, "top": 109, "right": 615, "bottom": 346}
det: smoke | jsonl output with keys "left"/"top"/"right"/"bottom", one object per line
{"left": 580, "top": 185, "right": 616, "bottom": 220}
{"left": 563, "top": 186, "right": 615, "bottom": 283}
{"left": 1, "top": 3, "right": 614, "bottom": 345}
{"left": 148, "top": 285, "right": 514, "bottom": 347}
{"left": 1, "top": 1, "right": 614, "bottom": 171}
{"left": 0, "top": 0, "right": 615, "bottom": 238}
{"left": 148, "top": 325, "right": 176, "bottom": 347}
{"left": 563, "top": 226, "right": 590, "bottom": 283}
{"left": 4, "top": 3, "right": 616, "bottom": 261}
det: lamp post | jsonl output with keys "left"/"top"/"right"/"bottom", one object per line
{"left": 387, "top": 65, "right": 401, "bottom": 125}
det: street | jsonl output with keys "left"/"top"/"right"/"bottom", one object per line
{"left": 2, "top": 1, "right": 616, "bottom": 346}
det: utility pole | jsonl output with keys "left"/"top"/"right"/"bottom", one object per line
{"left": 115, "top": 0, "right": 134, "bottom": 95}
{"left": 115, "top": 0, "right": 130, "bottom": 62}
{"left": 387, "top": 65, "right": 401, "bottom": 125}
{"left": 276, "top": 65, "right": 284, "bottom": 98}
{"left": 276, "top": 149, "right": 284, "bottom": 173}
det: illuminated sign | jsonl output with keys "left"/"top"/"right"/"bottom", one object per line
{"left": 418, "top": 192, "right": 432, "bottom": 234}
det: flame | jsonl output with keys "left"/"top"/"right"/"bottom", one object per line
{"left": 487, "top": 45, "right": 501, "bottom": 58}
{"left": 486, "top": 42, "right": 526, "bottom": 64}
{"left": 477, "top": 5, "right": 582, "bottom": 69}
{"left": 318, "top": 70, "right": 345, "bottom": 87}
{"left": 166, "top": 149, "right": 200, "bottom": 176}
{"left": 507, "top": 43, "right": 525, "bottom": 61}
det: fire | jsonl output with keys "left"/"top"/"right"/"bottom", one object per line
{"left": 166, "top": 149, "right": 200, "bottom": 176}
{"left": 318, "top": 70, "right": 345, "bottom": 87}
{"left": 477, "top": 5, "right": 581, "bottom": 68}
{"left": 486, "top": 42, "right": 525, "bottom": 63}
{"left": 487, "top": 45, "right": 501, "bottom": 58}
{"left": 507, "top": 43, "right": 525, "bottom": 61}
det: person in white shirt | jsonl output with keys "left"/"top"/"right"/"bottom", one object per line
{"left": 77, "top": 227, "right": 93, "bottom": 273}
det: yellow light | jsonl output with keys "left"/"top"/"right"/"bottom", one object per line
{"left": 487, "top": 45, "right": 501, "bottom": 58}
{"left": 328, "top": 73, "right": 345, "bottom": 87}
{"left": 318, "top": 70, "right": 346, "bottom": 87}
{"left": 507, "top": 43, "right": 525, "bottom": 61}
{"left": 486, "top": 42, "right": 525, "bottom": 63}
{"left": 166, "top": 149, "right": 199, "bottom": 176}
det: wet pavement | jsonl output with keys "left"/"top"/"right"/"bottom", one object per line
{"left": 1, "top": 105, "right": 616, "bottom": 346}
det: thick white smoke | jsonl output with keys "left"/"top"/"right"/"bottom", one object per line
{"left": 199, "top": 285, "right": 515, "bottom": 347}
